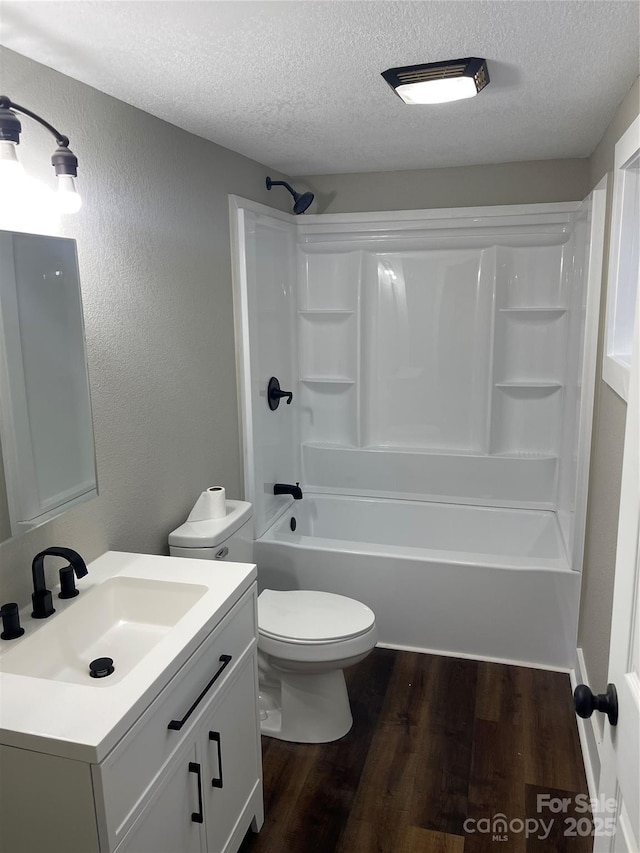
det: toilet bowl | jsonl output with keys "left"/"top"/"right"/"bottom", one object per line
{"left": 169, "top": 498, "right": 377, "bottom": 744}
{"left": 257, "top": 589, "right": 378, "bottom": 743}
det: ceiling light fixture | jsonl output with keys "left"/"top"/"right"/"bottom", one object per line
{"left": 381, "top": 57, "right": 489, "bottom": 105}
{"left": 0, "top": 95, "right": 81, "bottom": 214}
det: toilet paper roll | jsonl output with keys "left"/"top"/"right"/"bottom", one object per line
{"left": 187, "top": 486, "right": 227, "bottom": 522}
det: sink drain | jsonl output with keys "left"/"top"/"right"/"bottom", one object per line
{"left": 89, "top": 657, "right": 114, "bottom": 678}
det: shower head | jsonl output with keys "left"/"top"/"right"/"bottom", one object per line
{"left": 266, "top": 177, "right": 314, "bottom": 215}
{"left": 292, "top": 190, "right": 315, "bottom": 215}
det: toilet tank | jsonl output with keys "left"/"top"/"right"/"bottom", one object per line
{"left": 169, "top": 500, "right": 254, "bottom": 563}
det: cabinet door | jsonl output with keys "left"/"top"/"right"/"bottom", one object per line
{"left": 116, "top": 742, "right": 204, "bottom": 853}
{"left": 201, "top": 657, "right": 261, "bottom": 853}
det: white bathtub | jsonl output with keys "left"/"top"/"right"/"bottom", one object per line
{"left": 254, "top": 494, "right": 580, "bottom": 669}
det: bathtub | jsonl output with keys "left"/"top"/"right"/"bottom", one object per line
{"left": 254, "top": 494, "right": 581, "bottom": 669}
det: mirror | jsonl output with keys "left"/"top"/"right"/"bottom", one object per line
{"left": 0, "top": 231, "right": 97, "bottom": 541}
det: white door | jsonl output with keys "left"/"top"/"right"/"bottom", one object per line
{"left": 594, "top": 284, "right": 640, "bottom": 852}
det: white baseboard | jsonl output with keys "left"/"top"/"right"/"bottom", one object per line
{"left": 571, "top": 647, "right": 601, "bottom": 801}
{"left": 376, "top": 642, "right": 570, "bottom": 672}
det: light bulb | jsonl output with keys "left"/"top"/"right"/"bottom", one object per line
{"left": 0, "top": 176, "right": 58, "bottom": 234}
{"left": 56, "top": 174, "right": 82, "bottom": 214}
{"left": 0, "top": 140, "right": 25, "bottom": 184}
{"left": 395, "top": 76, "right": 479, "bottom": 105}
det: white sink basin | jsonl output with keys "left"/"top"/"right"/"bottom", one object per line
{"left": 1, "top": 576, "right": 207, "bottom": 686}
{"left": 0, "top": 551, "right": 257, "bottom": 763}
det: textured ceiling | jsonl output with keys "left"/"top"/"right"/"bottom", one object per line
{"left": 1, "top": 1, "right": 639, "bottom": 176}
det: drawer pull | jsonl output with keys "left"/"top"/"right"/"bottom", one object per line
{"left": 168, "top": 655, "right": 232, "bottom": 731}
{"left": 215, "top": 547, "right": 229, "bottom": 560}
{"left": 188, "top": 762, "right": 204, "bottom": 824}
{"left": 209, "top": 731, "right": 224, "bottom": 788}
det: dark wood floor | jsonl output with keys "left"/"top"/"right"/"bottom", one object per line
{"left": 240, "top": 648, "right": 591, "bottom": 853}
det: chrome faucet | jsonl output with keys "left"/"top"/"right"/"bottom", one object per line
{"left": 31, "top": 547, "right": 88, "bottom": 619}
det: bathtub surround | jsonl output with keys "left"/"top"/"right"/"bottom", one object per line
{"left": 0, "top": 47, "right": 291, "bottom": 606}
{"left": 231, "top": 198, "right": 604, "bottom": 668}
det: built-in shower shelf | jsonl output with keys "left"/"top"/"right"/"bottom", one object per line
{"left": 298, "top": 309, "right": 355, "bottom": 316}
{"left": 300, "top": 376, "right": 356, "bottom": 384}
{"left": 495, "top": 382, "right": 562, "bottom": 395}
{"left": 302, "top": 441, "right": 357, "bottom": 449}
{"left": 499, "top": 307, "right": 567, "bottom": 320}
{"left": 491, "top": 451, "right": 558, "bottom": 460}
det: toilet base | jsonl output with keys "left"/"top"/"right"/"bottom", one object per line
{"left": 259, "top": 667, "right": 353, "bottom": 743}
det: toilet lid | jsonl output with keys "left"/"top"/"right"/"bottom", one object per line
{"left": 258, "top": 589, "right": 375, "bottom": 643}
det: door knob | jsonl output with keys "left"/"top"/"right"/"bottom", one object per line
{"left": 267, "top": 376, "right": 293, "bottom": 410}
{"left": 574, "top": 683, "right": 618, "bottom": 726}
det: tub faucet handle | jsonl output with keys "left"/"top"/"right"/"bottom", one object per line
{"left": 267, "top": 377, "right": 293, "bottom": 410}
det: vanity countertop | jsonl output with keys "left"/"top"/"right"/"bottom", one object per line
{"left": 0, "top": 551, "right": 256, "bottom": 763}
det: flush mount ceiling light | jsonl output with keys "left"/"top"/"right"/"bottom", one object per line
{"left": 381, "top": 57, "right": 489, "bottom": 105}
{"left": 0, "top": 95, "right": 81, "bottom": 213}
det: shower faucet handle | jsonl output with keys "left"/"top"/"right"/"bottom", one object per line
{"left": 267, "top": 376, "right": 293, "bottom": 410}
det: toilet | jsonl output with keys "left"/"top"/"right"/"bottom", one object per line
{"left": 169, "top": 499, "right": 377, "bottom": 743}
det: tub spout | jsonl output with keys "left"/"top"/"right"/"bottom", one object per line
{"left": 273, "top": 482, "right": 303, "bottom": 500}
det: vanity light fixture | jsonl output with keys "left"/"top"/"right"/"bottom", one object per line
{"left": 0, "top": 95, "right": 81, "bottom": 213}
{"left": 381, "top": 57, "right": 489, "bottom": 105}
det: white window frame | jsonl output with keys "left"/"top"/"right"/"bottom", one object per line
{"left": 603, "top": 114, "right": 640, "bottom": 401}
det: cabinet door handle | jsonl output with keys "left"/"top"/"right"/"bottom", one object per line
{"left": 168, "top": 655, "right": 232, "bottom": 731}
{"left": 209, "top": 731, "right": 224, "bottom": 788}
{"left": 188, "top": 762, "right": 204, "bottom": 823}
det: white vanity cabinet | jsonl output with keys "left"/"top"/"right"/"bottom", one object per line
{"left": 0, "top": 577, "right": 263, "bottom": 853}
{"left": 115, "top": 657, "right": 261, "bottom": 853}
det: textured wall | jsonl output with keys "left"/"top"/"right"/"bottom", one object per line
{"left": 578, "top": 77, "right": 640, "bottom": 709}
{"left": 299, "top": 158, "right": 589, "bottom": 213}
{"left": 0, "top": 47, "right": 290, "bottom": 606}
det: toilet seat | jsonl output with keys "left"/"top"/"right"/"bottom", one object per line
{"left": 258, "top": 589, "right": 375, "bottom": 644}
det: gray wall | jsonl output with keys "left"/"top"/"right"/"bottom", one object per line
{"left": 300, "top": 158, "right": 589, "bottom": 213}
{"left": 0, "top": 47, "right": 290, "bottom": 605}
{"left": 578, "top": 77, "right": 640, "bottom": 708}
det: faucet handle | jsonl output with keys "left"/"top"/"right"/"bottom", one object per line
{"left": 59, "top": 565, "right": 80, "bottom": 599}
{"left": 0, "top": 603, "right": 24, "bottom": 640}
